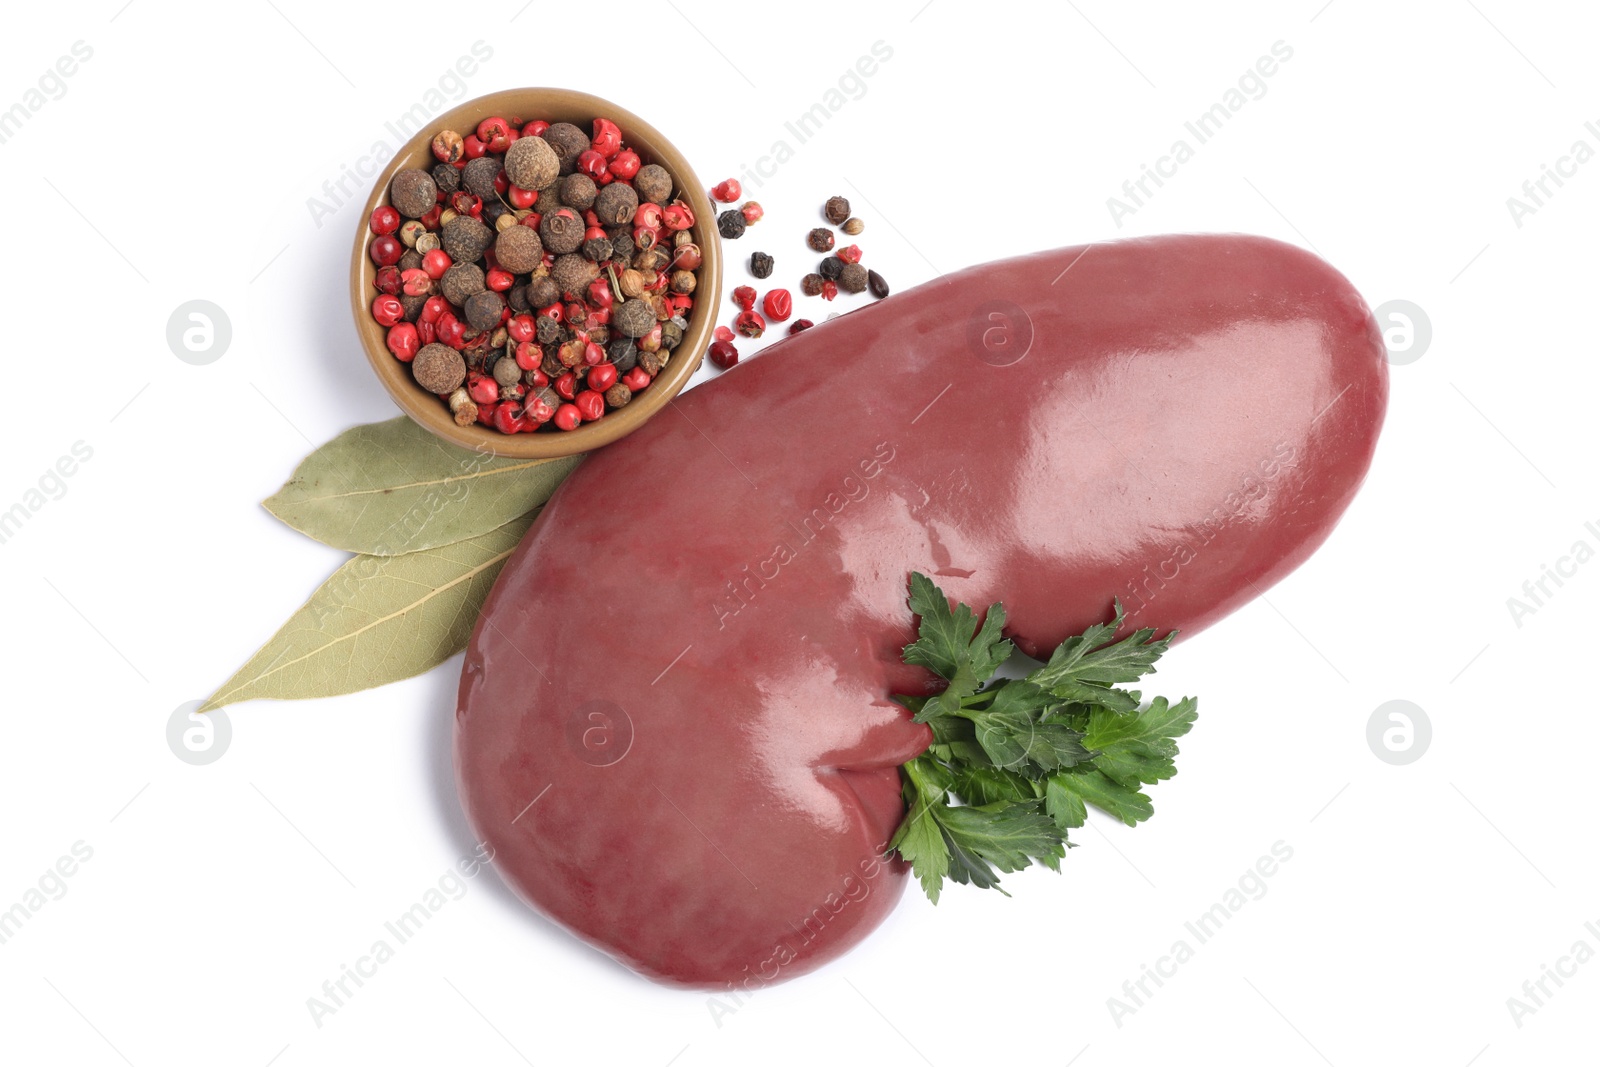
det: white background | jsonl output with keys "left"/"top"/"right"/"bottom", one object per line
{"left": 0, "top": 1, "right": 1594, "bottom": 1064}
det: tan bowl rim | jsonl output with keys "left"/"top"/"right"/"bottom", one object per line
{"left": 350, "top": 87, "right": 722, "bottom": 459}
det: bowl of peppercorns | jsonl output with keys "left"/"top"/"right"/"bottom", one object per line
{"left": 352, "top": 88, "right": 722, "bottom": 457}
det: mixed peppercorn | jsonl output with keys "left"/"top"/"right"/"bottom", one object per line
{"left": 707, "top": 192, "right": 885, "bottom": 370}
{"left": 367, "top": 115, "right": 702, "bottom": 434}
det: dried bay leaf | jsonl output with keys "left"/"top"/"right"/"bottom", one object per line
{"left": 201, "top": 511, "right": 537, "bottom": 712}
{"left": 264, "top": 416, "right": 580, "bottom": 555}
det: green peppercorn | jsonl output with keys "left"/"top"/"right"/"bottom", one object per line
{"left": 583, "top": 236, "right": 614, "bottom": 262}
{"left": 492, "top": 353, "right": 522, "bottom": 387}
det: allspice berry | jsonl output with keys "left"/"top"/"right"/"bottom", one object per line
{"left": 440, "top": 263, "right": 486, "bottom": 306}
{"left": 842, "top": 217, "right": 865, "bottom": 236}
{"left": 612, "top": 297, "right": 655, "bottom": 338}
{"left": 634, "top": 164, "right": 673, "bottom": 205}
{"left": 413, "top": 343, "right": 466, "bottom": 394}
{"left": 801, "top": 273, "right": 824, "bottom": 297}
{"left": 824, "top": 196, "right": 850, "bottom": 225}
{"left": 550, "top": 253, "right": 599, "bottom": 296}
{"left": 593, "top": 182, "right": 639, "bottom": 226}
{"left": 540, "top": 207, "right": 587, "bottom": 254}
{"left": 441, "top": 215, "right": 494, "bottom": 263}
{"left": 527, "top": 276, "right": 561, "bottom": 309}
{"left": 541, "top": 122, "right": 591, "bottom": 174}
{"left": 389, "top": 169, "right": 437, "bottom": 219}
{"left": 807, "top": 227, "right": 835, "bottom": 253}
{"left": 462, "top": 156, "right": 503, "bottom": 199}
{"left": 465, "top": 290, "right": 506, "bottom": 332}
{"left": 560, "top": 173, "right": 598, "bottom": 210}
{"left": 604, "top": 382, "right": 633, "bottom": 408}
{"left": 495, "top": 226, "right": 543, "bottom": 273}
{"left": 504, "top": 135, "right": 560, "bottom": 190}
{"left": 840, "top": 261, "right": 868, "bottom": 294}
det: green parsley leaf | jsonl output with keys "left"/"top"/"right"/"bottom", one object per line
{"left": 887, "top": 576, "right": 1199, "bottom": 902}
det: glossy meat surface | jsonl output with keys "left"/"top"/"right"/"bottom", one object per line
{"left": 455, "top": 234, "right": 1387, "bottom": 987}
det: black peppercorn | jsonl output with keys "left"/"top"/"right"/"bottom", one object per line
{"left": 819, "top": 256, "right": 844, "bottom": 281}
{"left": 440, "top": 263, "right": 486, "bottom": 307}
{"left": 465, "top": 290, "right": 507, "bottom": 332}
{"left": 541, "top": 122, "right": 591, "bottom": 175}
{"left": 441, "top": 215, "right": 494, "bottom": 263}
{"left": 389, "top": 169, "right": 437, "bottom": 219}
{"left": 594, "top": 182, "right": 639, "bottom": 226}
{"left": 718, "top": 210, "right": 746, "bottom": 239}
{"left": 800, "top": 273, "right": 824, "bottom": 297}
{"left": 867, "top": 269, "right": 889, "bottom": 299}
{"left": 839, "top": 262, "right": 868, "bottom": 294}
{"left": 561, "top": 172, "right": 598, "bottom": 211}
{"left": 609, "top": 338, "right": 638, "bottom": 372}
{"left": 750, "top": 252, "right": 774, "bottom": 279}
{"left": 462, "top": 156, "right": 502, "bottom": 199}
{"left": 608, "top": 227, "right": 635, "bottom": 258}
{"left": 634, "top": 164, "right": 673, "bottom": 205}
{"left": 824, "top": 196, "right": 850, "bottom": 225}
{"left": 527, "top": 276, "right": 561, "bottom": 310}
{"left": 583, "top": 236, "right": 613, "bottom": 262}
{"left": 432, "top": 164, "right": 461, "bottom": 195}
{"left": 806, "top": 228, "right": 835, "bottom": 253}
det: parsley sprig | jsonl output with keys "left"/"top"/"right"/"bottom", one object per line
{"left": 888, "top": 573, "right": 1198, "bottom": 902}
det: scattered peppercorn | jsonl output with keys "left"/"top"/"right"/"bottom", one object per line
{"left": 732, "top": 285, "right": 757, "bottom": 310}
{"left": 736, "top": 310, "right": 766, "bottom": 338}
{"left": 762, "top": 289, "right": 793, "bottom": 321}
{"left": 824, "top": 196, "right": 850, "bottom": 225}
{"left": 837, "top": 244, "right": 863, "bottom": 265}
{"left": 807, "top": 228, "right": 835, "bottom": 253}
{"left": 867, "top": 269, "right": 889, "bottom": 299}
{"left": 842, "top": 217, "right": 864, "bottom": 236}
{"left": 750, "top": 252, "right": 774, "bottom": 279}
{"left": 740, "top": 202, "right": 764, "bottom": 224}
{"left": 788, "top": 318, "right": 815, "bottom": 335}
{"left": 413, "top": 343, "right": 466, "bottom": 394}
{"left": 839, "top": 262, "right": 868, "bottom": 294}
{"left": 718, "top": 210, "right": 746, "bottom": 240}
{"left": 709, "top": 339, "right": 739, "bottom": 369}
{"left": 819, "top": 256, "right": 844, "bottom": 281}
{"left": 389, "top": 169, "right": 437, "bottom": 219}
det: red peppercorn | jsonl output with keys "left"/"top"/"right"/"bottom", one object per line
{"left": 437, "top": 314, "right": 467, "bottom": 349}
{"left": 369, "top": 235, "right": 403, "bottom": 267}
{"left": 709, "top": 339, "right": 739, "bottom": 369}
{"left": 370, "top": 205, "right": 400, "bottom": 235}
{"left": 537, "top": 303, "right": 563, "bottom": 321}
{"left": 609, "top": 148, "right": 641, "bottom": 181}
{"left": 741, "top": 201, "right": 764, "bottom": 224}
{"left": 420, "top": 204, "right": 443, "bottom": 231}
{"left": 492, "top": 399, "right": 525, "bottom": 435}
{"left": 401, "top": 269, "right": 432, "bottom": 297}
{"left": 735, "top": 310, "right": 766, "bottom": 338}
{"left": 553, "top": 403, "right": 582, "bottom": 431}
{"left": 663, "top": 200, "right": 695, "bottom": 231}
{"left": 788, "top": 318, "right": 815, "bottom": 335}
{"left": 583, "top": 209, "right": 602, "bottom": 230}
{"left": 508, "top": 316, "right": 536, "bottom": 344}
{"left": 386, "top": 322, "right": 420, "bottom": 361}
{"left": 578, "top": 149, "right": 609, "bottom": 181}
{"left": 583, "top": 225, "right": 607, "bottom": 243}
{"left": 522, "top": 120, "right": 549, "bottom": 138}
{"left": 622, "top": 367, "right": 651, "bottom": 391}
{"left": 732, "top": 285, "right": 757, "bottom": 311}
{"left": 463, "top": 134, "right": 488, "bottom": 160}
{"left": 513, "top": 341, "right": 539, "bottom": 370}
{"left": 635, "top": 202, "right": 664, "bottom": 231}
{"left": 520, "top": 212, "right": 542, "bottom": 232}
{"left": 374, "top": 265, "right": 403, "bottom": 295}
{"left": 584, "top": 340, "right": 606, "bottom": 366}
{"left": 574, "top": 390, "right": 606, "bottom": 422}
{"left": 432, "top": 130, "right": 464, "bottom": 164}
{"left": 591, "top": 118, "right": 622, "bottom": 158}
{"left": 837, "top": 244, "right": 863, "bottom": 265}
{"left": 486, "top": 268, "right": 515, "bottom": 292}
{"left": 372, "top": 294, "right": 404, "bottom": 327}
{"left": 477, "top": 117, "right": 514, "bottom": 154}
{"left": 469, "top": 375, "right": 500, "bottom": 405}
{"left": 493, "top": 170, "right": 510, "bottom": 195}
{"left": 507, "top": 185, "right": 538, "bottom": 210}
{"left": 419, "top": 249, "right": 449, "bottom": 280}
{"left": 451, "top": 191, "right": 481, "bottom": 217}
{"left": 821, "top": 280, "right": 839, "bottom": 301}
{"left": 711, "top": 179, "right": 742, "bottom": 203}
{"left": 587, "top": 363, "right": 619, "bottom": 392}
{"left": 524, "top": 393, "right": 556, "bottom": 424}
{"left": 554, "top": 371, "right": 579, "bottom": 401}
{"left": 762, "top": 289, "right": 792, "bottom": 321}
{"left": 477, "top": 403, "right": 494, "bottom": 426}
{"left": 587, "top": 277, "right": 614, "bottom": 309}
{"left": 714, "top": 325, "right": 735, "bottom": 343}
{"left": 420, "top": 296, "right": 448, "bottom": 324}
